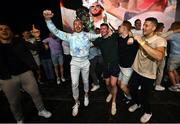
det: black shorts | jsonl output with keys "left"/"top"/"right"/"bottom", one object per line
{"left": 103, "top": 63, "right": 120, "bottom": 79}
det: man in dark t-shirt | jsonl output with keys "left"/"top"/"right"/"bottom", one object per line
{"left": 0, "top": 23, "right": 52, "bottom": 123}
{"left": 92, "top": 23, "right": 120, "bottom": 116}
{"left": 117, "top": 21, "right": 138, "bottom": 101}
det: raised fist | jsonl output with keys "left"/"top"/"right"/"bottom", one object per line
{"left": 43, "top": 10, "right": 54, "bottom": 20}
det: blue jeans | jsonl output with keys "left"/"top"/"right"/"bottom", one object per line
{"left": 41, "top": 59, "right": 55, "bottom": 80}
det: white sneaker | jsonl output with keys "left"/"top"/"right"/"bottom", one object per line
{"left": 84, "top": 95, "right": 89, "bottom": 106}
{"left": 140, "top": 113, "right": 152, "bottom": 123}
{"left": 106, "top": 94, "right": 112, "bottom": 103}
{"left": 155, "top": 85, "right": 165, "bottom": 91}
{"left": 168, "top": 85, "right": 180, "bottom": 92}
{"left": 128, "top": 104, "right": 141, "bottom": 112}
{"left": 91, "top": 80, "right": 99, "bottom": 87}
{"left": 61, "top": 77, "right": 66, "bottom": 82}
{"left": 111, "top": 102, "right": 116, "bottom": 115}
{"left": 176, "top": 83, "right": 180, "bottom": 88}
{"left": 17, "top": 120, "right": 23, "bottom": 124}
{"left": 38, "top": 109, "right": 52, "bottom": 118}
{"left": 91, "top": 85, "right": 100, "bottom": 91}
{"left": 57, "top": 78, "right": 61, "bottom": 85}
{"left": 72, "top": 102, "right": 80, "bottom": 117}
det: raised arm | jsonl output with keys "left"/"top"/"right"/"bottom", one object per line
{"left": 43, "top": 10, "right": 72, "bottom": 42}
{"left": 160, "top": 28, "right": 180, "bottom": 39}
{"left": 86, "top": 32, "right": 101, "bottom": 41}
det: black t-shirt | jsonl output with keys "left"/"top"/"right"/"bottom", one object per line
{"left": 92, "top": 33, "right": 119, "bottom": 64}
{"left": 34, "top": 39, "right": 51, "bottom": 59}
{"left": 0, "top": 44, "right": 11, "bottom": 79}
{"left": 2, "top": 43, "right": 30, "bottom": 75}
{"left": 118, "top": 35, "right": 138, "bottom": 68}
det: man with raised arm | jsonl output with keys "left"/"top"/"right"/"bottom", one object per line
{"left": 43, "top": 10, "right": 100, "bottom": 117}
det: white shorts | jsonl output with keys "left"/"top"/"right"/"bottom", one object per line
{"left": 118, "top": 66, "right": 133, "bottom": 85}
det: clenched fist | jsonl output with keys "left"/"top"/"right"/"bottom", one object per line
{"left": 43, "top": 10, "right": 54, "bottom": 20}
{"left": 133, "top": 35, "right": 143, "bottom": 44}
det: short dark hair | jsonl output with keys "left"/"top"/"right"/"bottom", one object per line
{"left": 170, "top": 21, "right": 180, "bottom": 30}
{"left": 95, "top": 27, "right": 100, "bottom": 31}
{"left": 122, "top": 20, "right": 132, "bottom": 31}
{"left": 145, "top": 17, "right": 158, "bottom": 27}
{"left": 135, "top": 19, "right": 141, "bottom": 24}
{"left": 0, "top": 22, "right": 12, "bottom": 32}
{"left": 100, "top": 23, "right": 109, "bottom": 28}
{"left": 156, "top": 22, "right": 164, "bottom": 32}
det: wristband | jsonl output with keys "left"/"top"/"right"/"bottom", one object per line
{"left": 140, "top": 41, "right": 145, "bottom": 46}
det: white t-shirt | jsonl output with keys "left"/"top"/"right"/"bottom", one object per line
{"left": 131, "top": 29, "right": 143, "bottom": 36}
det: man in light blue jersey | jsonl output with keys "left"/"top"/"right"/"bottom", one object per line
{"left": 43, "top": 10, "right": 100, "bottom": 117}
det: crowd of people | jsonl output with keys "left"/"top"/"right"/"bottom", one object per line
{"left": 0, "top": 1, "right": 180, "bottom": 123}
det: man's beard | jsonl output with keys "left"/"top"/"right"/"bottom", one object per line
{"left": 91, "top": 10, "right": 102, "bottom": 17}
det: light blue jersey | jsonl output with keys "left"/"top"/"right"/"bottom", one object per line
{"left": 46, "top": 20, "right": 100, "bottom": 60}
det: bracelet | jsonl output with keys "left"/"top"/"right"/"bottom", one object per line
{"left": 140, "top": 41, "right": 145, "bottom": 46}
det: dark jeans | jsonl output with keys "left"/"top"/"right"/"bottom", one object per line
{"left": 41, "top": 59, "right": 55, "bottom": 80}
{"left": 63, "top": 54, "right": 72, "bottom": 79}
{"left": 128, "top": 71, "right": 154, "bottom": 114}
